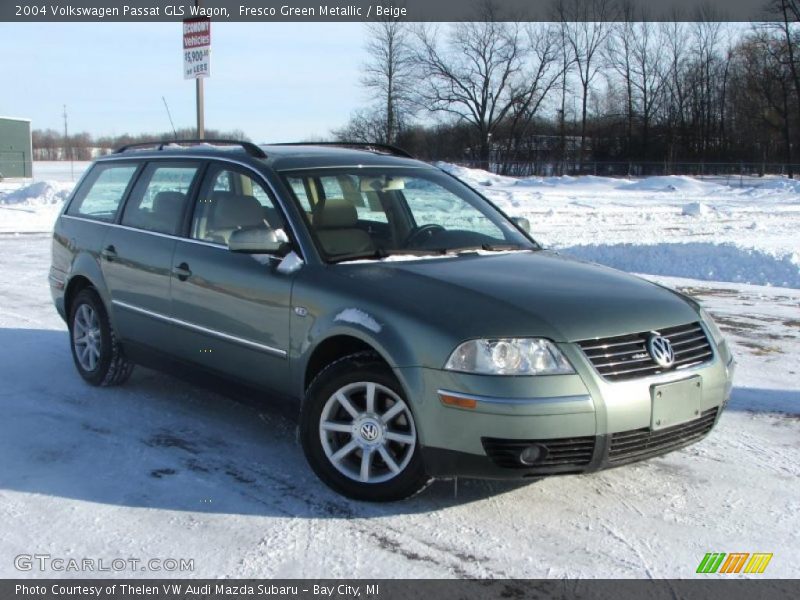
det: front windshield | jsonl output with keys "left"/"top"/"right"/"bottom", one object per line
{"left": 280, "top": 167, "right": 536, "bottom": 262}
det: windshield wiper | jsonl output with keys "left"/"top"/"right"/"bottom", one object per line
{"left": 329, "top": 248, "right": 448, "bottom": 263}
{"left": 329, "top": 248, "right": 390, "bottom": 263}
{"left": 447, "top": 243, "right": 526, "bottom": 254}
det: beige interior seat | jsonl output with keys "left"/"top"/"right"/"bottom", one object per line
{"left": 206, "top": 191, "right": 266, "bottom": 244}
{"left": 135, "top": 190, "right": 185, "bottom": 234}
{"left": 315, "top": 199, "right": 374, "bottom": 256}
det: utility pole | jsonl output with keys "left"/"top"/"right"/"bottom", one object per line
{"left": 63, "top": 105, "right": 74, "bottom": 181}
{"left": 196, "top": 0, "right": 204, "bottom": 139}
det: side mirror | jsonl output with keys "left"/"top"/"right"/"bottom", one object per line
{"left": 511, "top": 216, "right": 531, "bottom": 234}
{"left": 228, "top": 227, "right": 288, "bottom": 254}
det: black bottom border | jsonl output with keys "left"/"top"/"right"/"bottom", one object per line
{"left": 4, "top": 579, "right": 799, "bottom": 600}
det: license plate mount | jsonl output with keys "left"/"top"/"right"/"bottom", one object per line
{"left": 651, "top": 376, "right": 703, "bottom": 431}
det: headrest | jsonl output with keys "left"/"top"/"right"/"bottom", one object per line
{"left": 315, "top": 199, "right": 358, "bottom": 229}
{"left": 210, "top": 191, "right": 264, "bottom": 229}
{"left": 152, "top": 191, "right": 185, "bottom": 213}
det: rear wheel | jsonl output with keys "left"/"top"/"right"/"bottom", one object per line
{"left": 68, "top": 288, "right": 134, "bottom": 386}
{"left": 300, "top": 353, "right": 429, "bottom": 501}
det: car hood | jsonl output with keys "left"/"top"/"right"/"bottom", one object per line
{"left": 337, "top": 251, "right": 698, "bottom": 342}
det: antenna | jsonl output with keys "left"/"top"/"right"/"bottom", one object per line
{"left": 162, "top": 96, "right": 178, "bottom": 139}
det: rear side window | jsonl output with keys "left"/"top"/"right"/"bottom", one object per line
{"left": 121, "top": 163, "right": 201, "bottom": 235}
{"left": 66, "top": 163, "right": 138, "bottom": 222}
{"left": 191, "top": 164, "right": 286, "bottom": 245}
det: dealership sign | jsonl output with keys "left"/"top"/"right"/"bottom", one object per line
{"left": 183, "top": 17, "right": 210, "bottom": 79}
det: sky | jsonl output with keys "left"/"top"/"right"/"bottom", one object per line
{"left": 0, "top": 22, "right": 368, "bottom": 142}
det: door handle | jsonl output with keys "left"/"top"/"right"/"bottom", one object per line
{"left": 172, "top": 262, "right": 192, "bottom": 281}
{"left": 100, "top": 245, "right": 117, "bottom": 261}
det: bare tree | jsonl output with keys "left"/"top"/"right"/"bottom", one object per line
{"left": 556, "top": 0, "right": 614, "bottom": 167}
{"left": 766, "top": 0, "right": 800, "bottom": 129}
{"left": 412, "top": 2, "right": 525, "bottom": 168}
{"left": 331, "top": 108, "right": 388, "bottom": 143}
{"left": 361, "top": 18, "right": 415, "bottom": 144}
{"left": 734, "top": 30, "right": 795, "bottom": 176}
{"left": 604, "top": 4, "right": 635, "bottom": 161}
{"left": 660, "top": 19, "right": 690, "bottom": 166}
{"left": 604, "top": 2, "right": 666, "bottom": 164}
{"left": 497, "top": 23, "right": 564, "bottom": 173}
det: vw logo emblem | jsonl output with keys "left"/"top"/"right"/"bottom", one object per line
{"left": 647, "top": 334, "right": 675, "bottom": 368}
{"left": 359, "top": 422, "right": 380, "bottom": 442}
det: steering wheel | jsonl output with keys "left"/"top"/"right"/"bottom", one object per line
{"left": 404, "top": 224, "right": 445, "bottom": 248}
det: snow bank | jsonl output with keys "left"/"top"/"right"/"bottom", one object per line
{"left": 0, "top": 181, "right": 71, "bottom": 206}
{"left": 563, "top": 242, "right": 800, "bottom": 288}
{"left": 624, "top": 175, "right": 720, "bottom": 193}
{"left": 434, "top": 162, "right": 519, "bottom": 187}
{"left": 681, "top": 201, "right": 714, "bottom": 217}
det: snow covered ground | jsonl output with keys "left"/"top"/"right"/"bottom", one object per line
{"left": 0, "top": 162, "right": 797, "bottom": 579}
{"left": 441, "top": 163, "right": 800, "bottom": 288}
{"left": 0, "top": 161, "right": 86, "bottom": 234}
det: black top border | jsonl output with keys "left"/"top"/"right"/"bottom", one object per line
{"left": 0, "top": 0, "right": 791, "bottom": 23}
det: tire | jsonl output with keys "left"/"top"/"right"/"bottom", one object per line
{"left": 300, "top": 352, "right": 430, "bottom": 502}
{"left": 68, "top": 288, "right": 134, "bottom": 386}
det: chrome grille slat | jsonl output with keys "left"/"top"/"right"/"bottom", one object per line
{"left": 599, "top": 363, "right": 663, "bottom": 376}
{"left": 579, "top": 338, "right": 644, "bottom": 351}
{"left": 578, "top": 322, "right": 713, "bottom": 381}
{"left": 584, "top": 346, "right": 648, "bottom": 359}
{"left": 676, "top": 341, "right": 713, "bottom": 355}
{"left": 670, "top": 334, "right": 707, "bottom": 346}
{"left": 593, "top": 355, "right": 653, "bottom": 369}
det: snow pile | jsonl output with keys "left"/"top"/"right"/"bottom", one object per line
{"left": 434, "top": 161, "right": 519, "bottom": 187}
{"left": 0, "top": 181, "right": 71, "bottom": 206}
{"left": 624, "top": 175, "right": 720, "bottom": 194}
{"left": 564, "top": 242, "right": 800, "bottom": 288}
{"left": 681, "top": 201, "right": 714, "bottom": 217}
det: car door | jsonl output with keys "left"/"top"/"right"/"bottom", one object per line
{"left": 169, "top": 161, "right": 295, "bottom": 394}
{"left": 102, "top": 160, "right": 202, "bottom": 348}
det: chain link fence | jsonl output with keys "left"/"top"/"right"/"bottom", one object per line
{"left": 445, "top": 160, "right": 800, "bottom": 180}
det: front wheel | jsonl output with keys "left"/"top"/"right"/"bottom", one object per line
{"left": 300, "top": 353, "right": 430, "bottom": 501}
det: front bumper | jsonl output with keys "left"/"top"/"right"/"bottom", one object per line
{"left": 421, "top": 406, "right": 720, "bottom": 479}
{"left": 395, "top": 335, "right": 735, "bottom": 479}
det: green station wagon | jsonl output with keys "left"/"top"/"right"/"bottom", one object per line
{"left": 50, "top": 140, "right": 735, "bottom": 501}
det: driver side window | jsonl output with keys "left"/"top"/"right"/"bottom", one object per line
{"left": 402, "top": 179, "right": 503, "bottom": 239}
{"left": 191, "top": 165, "right": 285, "bottom": 245}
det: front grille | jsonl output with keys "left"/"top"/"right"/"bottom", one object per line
{"left": 608, "top": 407, "right": 718, "bottom": 464}
{"left": 577, "top": 322, "right": 713, "bottom": 381}
{"left": 482, "top": 435, "right": 595, "bottom": 469}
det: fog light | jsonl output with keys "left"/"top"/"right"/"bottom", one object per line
{"left": 519, "top": 444, "right": 546, "bottom": 465}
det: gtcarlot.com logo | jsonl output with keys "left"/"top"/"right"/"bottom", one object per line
{"left": 697, "top": 552, "right": 773, "bottom": 574}
{"left": 14, "top": 554, "right": 194, "bottom": 573}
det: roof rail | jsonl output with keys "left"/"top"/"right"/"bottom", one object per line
{"left": 113, "top": 139, "right": 267, "bottom": 159}
{"left": 272, "top": 141, "right": 414, "bottom": 159}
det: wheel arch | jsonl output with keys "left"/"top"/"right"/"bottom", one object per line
{"left": 63, "top": 253, "right": 114, "bottom": 327}
{"left": 302, "top": 333, "right": 393, "bottom": 393}
{"left": 64, "top": 274, "right": 96, "bottom": 319}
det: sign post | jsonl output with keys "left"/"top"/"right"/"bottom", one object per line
{"left": 183, "top": 14, "right": 210, "bottom": 139}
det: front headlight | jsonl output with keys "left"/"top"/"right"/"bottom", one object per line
{"left": 444, "top": 338, "right": 575, "bottom": 375}
{"left": 699, "top": 307, "right": 724, "bottom": 344}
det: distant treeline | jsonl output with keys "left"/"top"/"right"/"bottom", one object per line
{"left": 334, "top": 0, "right": 800, "bottom": 176}
{"left": 32, "top": 128, "right": 249, "bottom": 161}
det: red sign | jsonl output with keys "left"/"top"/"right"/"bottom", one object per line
{"left": 183, "top": 17, "right": 210, "bottom": 50}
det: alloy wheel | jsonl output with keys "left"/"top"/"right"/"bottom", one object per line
{"left": 72, "top": 303, "right": 102, "bottom": 372}
{"left": 319, "top": 381, "right": 417, "bottom": 484}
